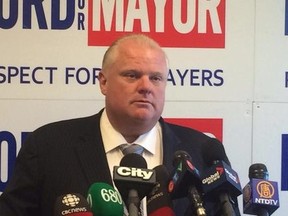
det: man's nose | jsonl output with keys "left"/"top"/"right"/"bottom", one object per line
{"left": 138, "top": 76, "right": 152, "bottom": 93}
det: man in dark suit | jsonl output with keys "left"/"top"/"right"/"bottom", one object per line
{"left": 0, "top": 34, "right": 239, "bottom": 216}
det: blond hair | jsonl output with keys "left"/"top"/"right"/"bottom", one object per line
{"left": 101, "top": 34, "right": 167, "bottom": 70}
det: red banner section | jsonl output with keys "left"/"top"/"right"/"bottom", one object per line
{"left": 88, "top": 0, "right": 225, "bottom": 48}
{"left": 164, "top": 118, "right": 223, "bottom": 141}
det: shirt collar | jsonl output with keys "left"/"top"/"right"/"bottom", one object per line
{"left": 100, "top": 109, "right": 160, "bottom": 155}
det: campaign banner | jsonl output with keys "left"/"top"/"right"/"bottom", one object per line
{"left": 0, "top": 0, "right": 255, "bottom": 102}
{"left": 87, "top": 0, "right": 225, "bottom": 48}
{"left": 2, "top": 1, "right": 288, "bottom": 215}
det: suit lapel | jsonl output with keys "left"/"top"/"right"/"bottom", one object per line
{"left": 160, "top": 118, "right": 181, "bottom": 172}
{"left": 74, "top": 113, "right": 113, "bottom": 186}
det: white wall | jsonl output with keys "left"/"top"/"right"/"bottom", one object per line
{"left": 1, "top": 0, "right": 287, "bottom": 215}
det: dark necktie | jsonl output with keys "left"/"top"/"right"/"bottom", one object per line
{"left": 120, "top": 143, "right": 144, "bottom": 155}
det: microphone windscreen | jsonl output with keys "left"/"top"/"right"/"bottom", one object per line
{"left": 169, "top": 150, "right": 202, "bottom": 199}
{"left": 201, "top": 139, "right": 242, "bottom": 198}
{"left": 201, "top": 138, "right": 229, "bottom": 166}
{"left": 248, "top": 163, "right": 269, "bottom": 180}
{"left": 87, "top": 182, "right": 124, "bottom": 216}
{"left": 147, "top": 165, "right": 174, "bottom": 215}
{"left": 148, "top": 206, "right": 175, "bottom": 216}
{"left": 172, "top": 150, "right": 192, "bottom": 167}
{"left": 54, "top": 193, "right": 92, "bottom": 216}
{"left": 120, "top": 153, "right": 147, "bottom": 168}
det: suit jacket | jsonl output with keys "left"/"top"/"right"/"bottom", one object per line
{"left": 0, "top": 110, "right": 239, "bottom": 216}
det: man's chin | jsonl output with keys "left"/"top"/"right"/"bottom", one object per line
{"left": 132, "top": 109, "right": 152, "bottom": 118}
{"left": 132, "top": 112, "right": 159, "bottom": 124}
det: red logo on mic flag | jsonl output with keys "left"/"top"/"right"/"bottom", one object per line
{"left": 216, "top": 167, "right": 224, "bottom": 175}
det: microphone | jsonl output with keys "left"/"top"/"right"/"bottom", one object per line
{"left": 113, "top": 153, "right": 156, "bottom": 216}
{"left": 201, "top": 138, "right": 242, "bottom": 216}
{"left": 243, "top": 163, "right": 280, "bottom": 216}
{"left": 168, "top": 150, "right": 206, "bottom": 216}
{"left": 87, "top": 182, "right": 124, "bottom": 216}
{"left": 147, "top": 165, "right": 175, "bottom": 216}
{"left": 54, "top": 193, "right": 93, "bottom": 216}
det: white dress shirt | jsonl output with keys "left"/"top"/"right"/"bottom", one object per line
{"left": 100, "top": 109, "right": 163, "bottom": 216}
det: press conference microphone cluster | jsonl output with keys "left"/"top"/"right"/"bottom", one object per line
{"left": 54, "top": 193, "right": 93, "bottom": 216}
{"left": 168, "top": 150, "right": 206, "bottom": 216}
{"left": 243, "top": 163, "right": 280, "bottom": 216}
{"left": 113, "top": 153, "right": 156, "bottom": 216}
{"left": 201, "top": 138, "right": 242, "bottom": 216}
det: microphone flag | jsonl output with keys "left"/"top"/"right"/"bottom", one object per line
{"left": 243, "top": 178, "right": 280, "bottom": 215}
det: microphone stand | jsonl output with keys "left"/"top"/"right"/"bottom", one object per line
{"left": 127, "top": 189, "right": 141, "bottom": 216}
{"left": 185, "top": 185, "right": 206, "bottom": 216}
{"left": 219, "top": 192, "right": 236, "bottom": 216}
{"left": 257, "top": 208, "right": 269, "bottom": 216}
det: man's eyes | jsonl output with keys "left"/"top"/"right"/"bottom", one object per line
{"left": 151, "top": 75, "right": 163, "bottom": 82}
{"left": 123, "top": 72, "right": 138, "bottom": 79}
{"left": 122, "top": 72, "right": 164, "bottom": 82}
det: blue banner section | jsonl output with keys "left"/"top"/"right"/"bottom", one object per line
{"left": 281, "top": 134, "right": 288, "bottom": 190}
{"left": 0, "top": 131, "right": 17, "bottom": 192}
{"left": 0, "top": 131, "right": 29, "bottom": 192}
{"left": 286, "top": 0, "right": 288, "bottom": 35}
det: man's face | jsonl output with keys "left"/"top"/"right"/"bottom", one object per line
{"left": 99, "top": 41, "right": 168, "bottom": 128}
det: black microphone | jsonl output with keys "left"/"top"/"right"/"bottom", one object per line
{"left": 201, "top": 138, "right": 242, "bottom": 216}
{"left": 147, "top": 165, "right": 175, "bottom": 216}
{"left": 243, "top": 163, "right": 280, "bottom": 216}
{"left": 113, "top": 153, "right": 156, "bottom": 216}
{"left": 54, "top": 193, "right": 93, "bottom": 216}
{"left": 168, "top": 150, "right": 206, "bottom": 216}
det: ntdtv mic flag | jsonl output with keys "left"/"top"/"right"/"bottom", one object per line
{"left": 243, "top": 179, "right": 280, "bottom": 215}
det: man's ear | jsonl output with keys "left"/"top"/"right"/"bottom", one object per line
{"left": 98, "top": 71, "right": 107, "bottom": 95}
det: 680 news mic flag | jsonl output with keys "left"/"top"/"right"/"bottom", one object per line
{"left": 243, "top": 163, "right": 280, "bottom": 216}
{"left": 201, "top": 138, "right": 242, "bottom": 216}
{"left": 87, "top": 182, "right": 124, "bottom": 216}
